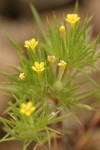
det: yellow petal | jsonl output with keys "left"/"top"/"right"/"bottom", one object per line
{"left": 34, "top": 41, "right": 38, "bottom": 47}
{"left": 67, "top": 14, "right": 71, "bottom": 19}
{"left": 20, "top": 108, "right": 25, "bottom": 114}
{"left": 27, "top": 102, "right": 33, "bottom": 108}
{"left": 34, "top": 62, "right": 39, "bottom": 67}
{"left": 31, "top": 106, "right": 36, "bottom": 112}
{"left": 31, "top": 38, "right": 35, "bottom": 43}
{"left": 40, "top": 62, "right": 44, "bottom": 68}
{"left": 40, "top": 68, "right": 45, "bottom": 71}
{"left": 74, "top": 14, "right": 78, "bottom": 18}
{"left": 25, "top": 111, "right": 31, "bottom": 116}
{"left": 32, "top": 66, "right": 37, "bottom": 71}
{"left": 24, "top": 41, "right": 30, "bottom": 48}
{"left": 20, "top": 103, "right": 26, "bottom": 108}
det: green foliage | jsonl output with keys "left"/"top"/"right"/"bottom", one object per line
{"left": 0, "top": 102, "right": 70, "bottom": 149}
{"left": 0, "top": 5, "right": 100, "bottom": 150}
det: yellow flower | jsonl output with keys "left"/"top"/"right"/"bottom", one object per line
{"left": 19, "top": 73, "right": 25, "bottom": 80}
{"left": 59, "top": 26, "right": 66, "bottom": 34}
{"left": 47, "top": 56, "right": 56, "bottom": 63}
{"left": 58, "top": 60, "right": 67, "bottom": 69}
{"left": 24, "top": 38, "right": 38, "bottom": 50}
{"left": 32, "top": 62, "right": 45, "bottom": 72}
{"left": 20, "top": 101, "right": 36, "bottom": 116}
{"left": 65, "top": 14, "right": 80, "bottom": 25}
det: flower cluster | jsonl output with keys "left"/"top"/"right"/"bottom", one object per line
{"left": 58, "top": 60, "right": 67, "bottom": 69}
{"left": 20, "top": 101, "right": 36, "bottom": 116}
{"left": 19, "top": 73, "right": 25, "bottom": 80}
{"left": 65, "top": 14, "right": 80, "bottom": 26}
{"left": 59, "top": 26, "right": 66, "bottom": 37}
{"left": 47, "top": 56, "right": 56, "bottom": 63}
{"left": 19, "top": 13, "right": 80, "bottom": 115}
{"left": 1, "top": 9, "right": 98, "bottom": 150}
{"left": 24, "top": 38, "right": 38, "bottom": 51}
{"left": 32, "top": 62, "right": 45, "bottom": 72}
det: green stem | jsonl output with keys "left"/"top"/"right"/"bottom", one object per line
{"left": 23, "top": 145, "right": 27, "bottom": 150}
{"left": 59, "top": 68, "right": 65, "bottom": 81}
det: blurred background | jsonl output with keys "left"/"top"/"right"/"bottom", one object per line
{"left": 0, "top": 0, "right": 100, "bottom": 150}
